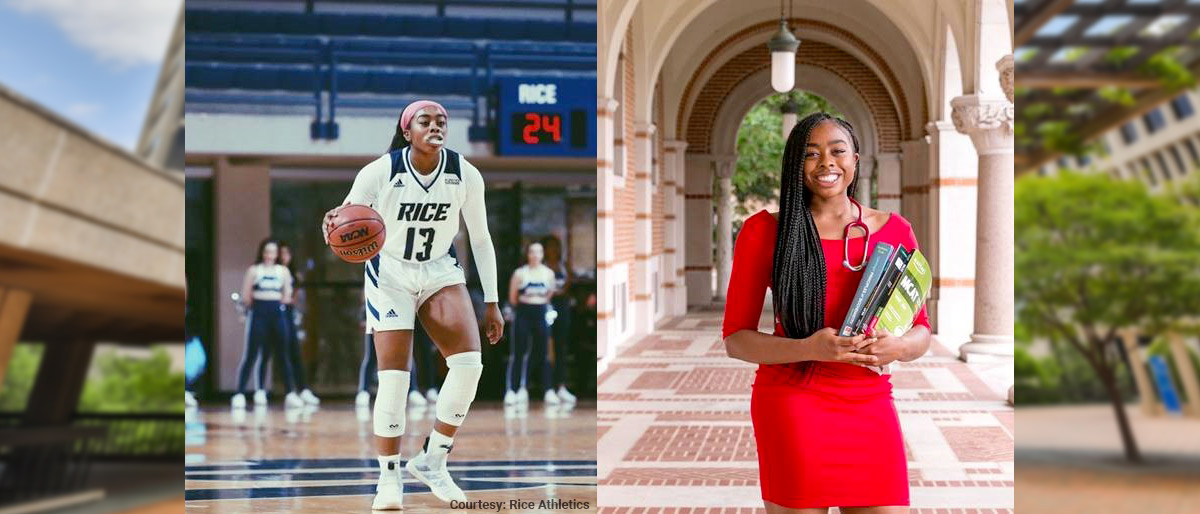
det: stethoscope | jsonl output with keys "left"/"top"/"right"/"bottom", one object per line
{"left": 842, "top": 197, "right": 870, "bottom": 272}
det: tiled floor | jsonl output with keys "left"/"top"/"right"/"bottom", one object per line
{"left": 598, "top": 309, "right": 1014, "bottom": 513}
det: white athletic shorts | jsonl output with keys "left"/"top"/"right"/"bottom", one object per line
{"left": 364, "top": 252, "right": 465, "bottom": 332}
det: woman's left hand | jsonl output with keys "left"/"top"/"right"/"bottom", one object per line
{"left": 858, "top": 327, "right": 907, "bottom": 366}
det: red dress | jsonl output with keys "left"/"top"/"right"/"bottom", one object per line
{"left": 722, "top": 210, "right": 930, "bottom": 509}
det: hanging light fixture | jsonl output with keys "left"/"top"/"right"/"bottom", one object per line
{"left": 767, "top": 0, "right": 799, "bottom": 93}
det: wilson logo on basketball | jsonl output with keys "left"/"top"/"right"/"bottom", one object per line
{"left": 339, "top": 227, "right": 369, "bottom": 243}
{"left": 343, "top": 241, "right": 379, "bottom": 256}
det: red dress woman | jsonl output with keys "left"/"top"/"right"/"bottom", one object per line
{"left": 722, "top": 113, "right": 932, "bottom": 513}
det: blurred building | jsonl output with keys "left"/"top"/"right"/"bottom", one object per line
{"left": 0, "top": 61, "right": 183, "bottom": 514}
{"left": 137, "top": 9, "right": 185, "bottom": 174}
{"left": 1038, "top": 88, "right": 1200, "bottom": 189}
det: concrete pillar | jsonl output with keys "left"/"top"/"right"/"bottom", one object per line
{"left": 0, "top": 287, "right": 33, "bottom": 395}
{"left": 1168, "top": 331, "right": 1200, "bottom": 418}
{"left": 1122, "top": 329, "right": 1162, "bottom": 416}
{"left": 663, "top": 139, "right": 689, "bottom": 317}
{"left": 215, "top": 158, "right": 272, "bottom": 391}
{"left": 925, "top": 120, "right": 978, "bottom": 346}
{"left": 899, "top": 139, "right": 929, "bottom": 246}
{"left": 685, "top": 154, "right": 715, "bottom": 307}
{"left": 633, "top": 122, "right": 656, "bottom": 334}
{"left": 673, "top": 145, "right": 689, "bottom": 316}
{"left": 951, "top": 94, "right": 1015, "bottom": 361}
{"left": 597, "top": 97, "right": 619, "bottom": 361}
{"left": 713, "top": 156, "right": 736, "bottom": 302}
{"left": 24, "top": 339, "right": 95, "bottom": 426}
{"left": 876, "top": 152, "right": 902, "bottom": 213}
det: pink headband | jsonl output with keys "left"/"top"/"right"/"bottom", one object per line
{"left": 399, "top": 100, "right": 448, "bottom": 131}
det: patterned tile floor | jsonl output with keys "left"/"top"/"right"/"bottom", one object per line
{"left": 598, "top": 308, "right": 1014, "bottom": 513}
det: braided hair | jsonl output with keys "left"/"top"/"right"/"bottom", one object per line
{"left": 772, "top": 113, "right": 861, "bottom": 340}
{"left": 387, "top": 115, "right": 411, "bottom": 152}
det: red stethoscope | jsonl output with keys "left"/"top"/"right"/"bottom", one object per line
{"left": 842, "top": 197, "right": 870, "bottom": 272}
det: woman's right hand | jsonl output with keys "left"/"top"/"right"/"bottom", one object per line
{"left": 807, "top": 327, "right": 879, "bottom": 367}
{"left": 321, "top": 206, "right": 341, "bottom": 244}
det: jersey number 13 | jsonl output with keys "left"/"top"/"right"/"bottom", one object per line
{"left": 404, "top": 227, "right": 435, "bottom": 261}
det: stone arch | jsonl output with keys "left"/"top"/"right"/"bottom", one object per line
{"left": 709, "top": 66, "right": 879, "bottom": 161}
{"left": 678, "top": 19, "right": 922, "bottom": 155}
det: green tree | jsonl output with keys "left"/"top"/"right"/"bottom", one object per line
{"left": 1016, "top": 172, "right": 1200, "bottom": 462}
{"left": 77, "top": 347, "right": 185, "bottom": 413}
{"left": 0, "top": 344, "right": 44, "bottom": 411}
{"left": 732, "top": 92, "right": 839, "bottom": 221}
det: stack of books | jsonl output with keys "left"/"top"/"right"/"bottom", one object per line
{"left": 838, "top": 241, "right": 933, "bottom": 374}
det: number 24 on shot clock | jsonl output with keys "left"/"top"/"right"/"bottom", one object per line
{"left": 497, "top": 77, "right": 596, "bottom": 157}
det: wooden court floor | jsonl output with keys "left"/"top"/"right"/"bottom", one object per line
{"left": 185, "top": 402, "right": 597, "bottom": 513}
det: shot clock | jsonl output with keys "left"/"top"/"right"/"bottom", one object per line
{"left": 497, "top": 77, "right": 596, "bottom": 157}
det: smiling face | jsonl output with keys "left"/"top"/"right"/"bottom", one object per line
{"left": 802, "top": 120, "right": 859, "bottom": 200}
{"left": 404, "top": 107, "right": 447, "bottom": 153}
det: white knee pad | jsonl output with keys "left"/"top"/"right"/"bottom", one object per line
{"left": 373, "top": 369, "right": 410, "bottom": 437}
{"left": 437, "top": 351, "right": 482, "bottom": 427}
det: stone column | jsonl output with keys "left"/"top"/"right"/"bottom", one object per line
{"left": 596, "top": 97, "right": 619, "bottom": 361}
{"left": 1168, "top": 331, "right": 1200, "bottom": 417}
{"left": 685, "top": 154, "right": 715, "bottom": 307}
{"left": 633, "top": 122, "right": 656, "bottom": 334}
{"left": 1121, "top": 329, "right": 1161, "bottom": 416}
{"left": 856, "top": 155, "right": 874, "bottom": 207}
{"left": 782, "top": 112, "right": 797, "bottom": 141}
{"left": 713, "top": 156, "right": 736, "bottom": 302}
{"left": 876, "top": 152, "right": 902, "bottom": 213}
{"left": 663, "top": 140, "right": 689, "bottom": 317}
{"left": 925, "top": 120, "right": 979, "bottom": 350}
{"left": 951, "top": 94, "right": 1015, "bottom": 361}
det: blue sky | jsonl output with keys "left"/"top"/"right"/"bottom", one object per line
{"left": 0, "top": 0, "right": 181, "bottom": 150}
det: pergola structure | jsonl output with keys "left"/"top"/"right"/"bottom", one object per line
{"left": 1015, "top": 0, "right": 1200, "bottom": 173}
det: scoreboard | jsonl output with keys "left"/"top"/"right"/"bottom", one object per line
{"left": 496, "top": 77, "right": 596, "bottom": 158}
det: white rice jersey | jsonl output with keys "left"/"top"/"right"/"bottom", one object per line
{"left": 344, "top": 146, "right": 498, "bottom": 302}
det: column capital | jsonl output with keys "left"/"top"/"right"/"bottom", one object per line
{"left": 598, "top": 97, "right": 619, "bottom": 115}
{"left": 996, "top": 54, "right": 1015, "bottom": 104}
{"left": 950, "top": 95, "right": 1014, "bottom": 156}
{"left": 634, "top": 122, "right": 657, "bottom": 138}
{"left": 663, "top": 139, "right": 689, "bottom": 153}
{"left": 925, "top": 120, "right": 957, "bottom": 138}
{"left": 713, "top": 155, "right": 737, "bottom": 179}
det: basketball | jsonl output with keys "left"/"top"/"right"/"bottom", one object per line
{"left": 328, "top": 204, "right": 385, "bottom": 263}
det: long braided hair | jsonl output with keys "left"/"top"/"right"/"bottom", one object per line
{"left": 772, "top": 113, "right": 861, "bottom": 340}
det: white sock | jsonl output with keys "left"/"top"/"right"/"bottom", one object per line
{"left": 425, "top": 430, "right": 454, "bottom": 468}
{"left": 378, "top": 454, "right": 401, "bottom": 478}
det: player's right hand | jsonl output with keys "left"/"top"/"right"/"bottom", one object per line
{"left": 808, "top": 327, "right": 878, "bottom": 366}
{"left": 321, "top": 206, "right": 341, "bottom": 244}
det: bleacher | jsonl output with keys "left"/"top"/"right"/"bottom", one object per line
{"left": 183, "top": 1, "right": 597, "bottom": 140}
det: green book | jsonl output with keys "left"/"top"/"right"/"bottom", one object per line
{"left": 865, "top": 249, "right": 932, "bottom": 338}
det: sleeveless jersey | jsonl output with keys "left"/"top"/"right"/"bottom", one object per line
{"left": 514, "top": 264, "right": 556, "bottom": 305}
{"left": 251, "top": 264, "right": 288, "bottom": 301}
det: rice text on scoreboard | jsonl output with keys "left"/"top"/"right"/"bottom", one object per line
{"left": 497, "top": 77, "right": 596, "bottom": 157}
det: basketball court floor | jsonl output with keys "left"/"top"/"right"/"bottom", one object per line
{"left": 185, "top": 402, "right": 597, "bottom": 512}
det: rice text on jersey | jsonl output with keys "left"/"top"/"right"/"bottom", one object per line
{"left": 396, "top": 202, "right": 452, "bottom": 222}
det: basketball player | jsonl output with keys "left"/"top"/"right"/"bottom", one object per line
{"left": 323, "top": 100, "right": 503, "bottom": 510}
{"left": 232, "top": 239, "right": 304, "bottom": 409}
{"left": 505, "top": 242, "right": 557, "bottom": 405}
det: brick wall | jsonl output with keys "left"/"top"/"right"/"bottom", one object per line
{"left": 618, "top": 25, "right": 638, "bottom": 298}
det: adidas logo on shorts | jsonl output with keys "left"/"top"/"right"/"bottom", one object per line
{"left": 386, "top": 309, "right": 398, "bottom": 318}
